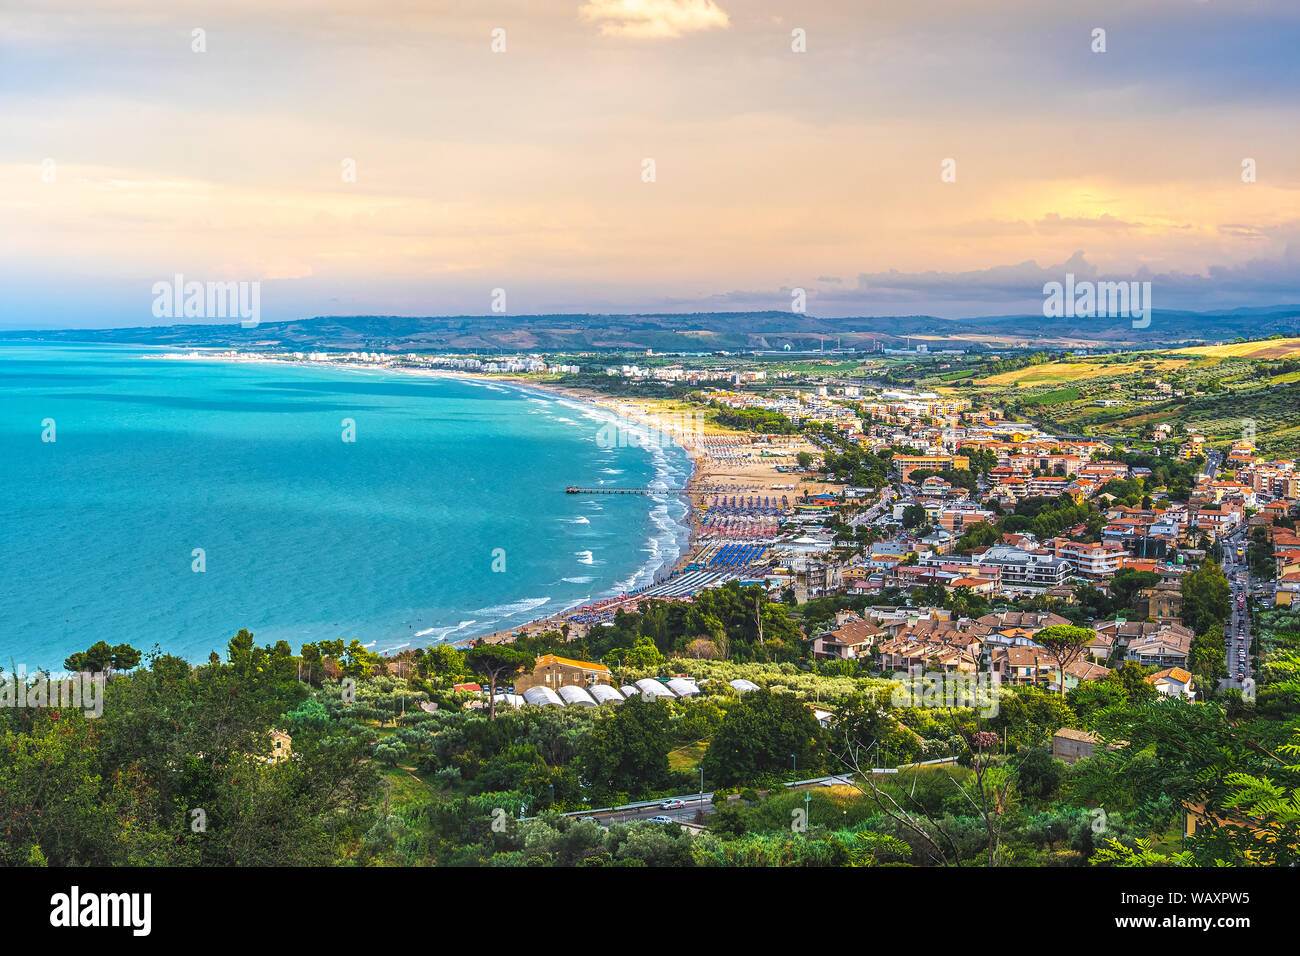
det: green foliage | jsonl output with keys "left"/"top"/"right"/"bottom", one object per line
{"left": 63, "top": 641, "right": 142, "bottom": 674}
{"left": 701, "top": 690, "right": 826, "bottom": 786}
{"left": 709, "top": 403, "right": 797, "bottom": 434}
{"left": 574, "top": 582, "right": 806, "bottom": 665}
{"left": 576, "top": 697, "right": 672, "bottom": 802}
{"left": 1181, "top": 560, "right": 1232, "bottom": 635}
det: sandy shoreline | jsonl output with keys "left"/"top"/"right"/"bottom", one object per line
{"left": 463, "top": 376, "right": 833, "bottom": 646}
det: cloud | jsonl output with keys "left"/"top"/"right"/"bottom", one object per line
{"left": 666, "top": 247, "right": 1300, "bottom": 318}
{"left": 578, "top": 0, "right": 729, "bottom": 38}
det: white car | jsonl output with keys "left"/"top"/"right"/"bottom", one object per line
{"left": 660, "top": 799, "right": 686, "bottom": 809}
{"left": 646, "top": 815, "right": 676, "bottom": 825}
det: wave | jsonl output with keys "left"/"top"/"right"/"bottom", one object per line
{"left": 562, "top": 576, "right": 594, "bottom": 584}
{"left": 472, "top": 596, "right": 551, "bottom": 618}
{"left": 415, "top": 619, "right": 478, "bottom": 641}
{"left": 563, "top": 515, "right": 591, "bottom": 524}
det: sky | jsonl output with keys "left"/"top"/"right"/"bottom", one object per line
{"left": 1, "top": 0, "right": 1298, "bottom": 328}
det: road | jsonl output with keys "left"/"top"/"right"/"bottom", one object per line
{"left": 849, "top": 487, "right": 896, "bottom": 527}
{"left": 1203, "top": 448, "right": 1222, "bottom": 481}
{"left": 1219, "top": 524, "right": 1253, "bottom": 692}
{"left": 557, "top": 764, "right": 958, "bottom": 827}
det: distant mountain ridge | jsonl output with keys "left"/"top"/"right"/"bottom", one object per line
{"left": 5, "top": 306, "right": 1300, "bottom": 353}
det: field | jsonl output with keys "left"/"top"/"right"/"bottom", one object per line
{"left": 976, "top": 359, "right": 1189, "bottom": 387}
{"left": 1169, "top": 338, "right": 1300, "bottom": 360}
{"left": 911, "top": 338, "right": 1300, "bottom": 456}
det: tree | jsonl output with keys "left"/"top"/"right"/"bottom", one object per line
{"left": 902, "top": 504, "right": 928, "bottom": 530}
{"left": 1108, "top": 568, "right": 1160, "bottom": 616}
{"left": 63, "top": 641, "right": 141, "bottom": 675}
{"left": 1104, "top": 660, "right": 1158, "bottom": 704}
{"left": 606, "top": 635, "right": 665, "bottom": 669}
{"left": 1086, "top": 683, "right": 1300, "bottom": 866}
{"left": 576, "top": 696, "right": 671, "bottom": 800}
{"left": 1015, "top": 746, "right": 1063, "bottom": 801}
{"left": 1188, "top": 624, "right": 1229, "bottom": 692}
{"left": 1181, "top": 560, "right": 1231, "bottom": 636}
{"left": 465, "top": 646, "right": 534, "bottom": 721}
{"left": 701, "top": 691, "right": 826, "bottom": 786}
{"left": 1035, "top": 625, "right": 1093, "bottom": 696}
{"left": 424, "top": 643, "right": 465, "bottom": 678}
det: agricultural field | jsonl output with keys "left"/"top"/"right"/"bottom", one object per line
{"left": 912, "top": 337, "right": 1300, "bottom": 455}
{"left": 1169, "top": 338, "right": 1300, "bottom": 360}
{"left": 975, "top": 358, "right": 1189, "bottom": 387}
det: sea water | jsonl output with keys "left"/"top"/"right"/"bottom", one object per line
{"left": 0, "top": 345, "right": 691, "bottom": 667}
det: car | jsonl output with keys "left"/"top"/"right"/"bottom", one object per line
{"left": 646, "top": 815, "right": 676, "bottom": 825}
{"left": 660, "top": 799, "right": 686, "bottom": 809}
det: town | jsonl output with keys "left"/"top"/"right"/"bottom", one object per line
{"left": 84, "top": 340, "right": 1295, "bottom": 870}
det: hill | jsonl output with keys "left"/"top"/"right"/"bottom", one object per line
{"left": 4, "top": 306, "right": 1300, "bottom": 353}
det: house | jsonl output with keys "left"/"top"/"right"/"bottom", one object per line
{"left": 1062, "top": 659, "right": 1111, "bottom": 691}
{"left": 1049, "top": 539, "right": 1126, "bottom": 579}
{"left": 977, "top": 610, "right": 1072, "bottom": 648}
{"left": 1052, "top": 728, "right": 1101, "bottom": 764}
{"left": 990, "top": 646, "right": 1056, "bottom": 687}
{"left": 975, "top": 546, "right": 1075, "bottom": 590}
{"left": 515, "top": 654, "right": 612, "bottom": 693}
{"left": 1097, "top": 620, "right": 1194, "bottom": 668}
{"left": 1124, "top": 625, "right": 1194, "bottom": 669}
{"left": 266, "top": 729, "right": 292, "bottom": 764}
{"left": 1085, "top": 632, "right": 1114, "bottom": 662}
{"left": 813, "top": 618, "right": 884, "bottom": 660}
{"left": 1147, "top": 666, "right": 1195, "bottom": 700}
{"left": 1137, "top": 579, "right": 1184, "bottom": 622}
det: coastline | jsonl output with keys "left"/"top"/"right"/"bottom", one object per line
{"left": 149, "top": 351, "right": 822, "bottom": 649}
{"left": 151, "top": 352, "right": 705, "bottom": 646}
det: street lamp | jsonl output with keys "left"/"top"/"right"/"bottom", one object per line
{"left": 791, "top": 753, "right": 797, "bottom": 777}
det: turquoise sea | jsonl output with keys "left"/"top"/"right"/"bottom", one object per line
{"left": 0, "top": 345, "right": 692, "bottom": 668}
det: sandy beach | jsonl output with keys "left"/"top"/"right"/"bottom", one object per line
{"left": 461, "top": 376, "right": 835, "bottom": 645}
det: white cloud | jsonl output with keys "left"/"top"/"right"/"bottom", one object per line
{"left": 579, "top": 0, "right": 729, "bottom": 38}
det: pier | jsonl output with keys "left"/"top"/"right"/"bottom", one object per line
{"left": 566, "top": 486, "right": 687, "bottom": 495}
{"left": 565, "top": 485, "right": 730, "bottom": 496}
